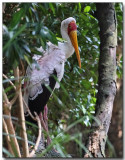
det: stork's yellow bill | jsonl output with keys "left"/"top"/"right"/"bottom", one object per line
{"left": 68, "top": 21, "right": 81, "bottom": 68}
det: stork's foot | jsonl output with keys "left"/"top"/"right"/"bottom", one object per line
{"left": 39, "top": 105, "right": 58, "bottom": 153}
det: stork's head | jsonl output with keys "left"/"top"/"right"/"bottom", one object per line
{"left": 61, "top": 17, "right": 81, "bottom": 68}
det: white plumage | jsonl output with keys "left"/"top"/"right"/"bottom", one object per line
{"left": 23, "top": 17, "right": 81, "bottom": 117}
{"left": 27, "top": 44, "right": 65, "bottom": 98}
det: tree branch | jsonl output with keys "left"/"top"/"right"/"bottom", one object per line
{"left": 3, "top": 82, "right": 21, "bottom": 157}
{"left": 3, "top": 104, "right": 21, "bottom": 157}
{"left": 3, "top": 73, "right": 16, "bottom": 90}
{"left": 14, "top": 67, "right": 29, "bottom": 157}
{"left": 3, "top": 118, "right": 14, "bottom": 156}
{"left": 3, "top": 87, "right": 11, "bottom": 109}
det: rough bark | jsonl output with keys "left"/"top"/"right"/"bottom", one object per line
{"left": 107, "top": 41, "right": 123, "bottom": 157}
{"left": 84, "top": 3, "right": 117, "bottom": 157}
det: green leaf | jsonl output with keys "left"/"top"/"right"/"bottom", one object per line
{"left": 84, "top": 6, "right": 91, "bottom": 13}
{"left": 13, "top": 42, "right": 24, "bottom": 59}
{"left": 78, "top": 3, "right": 81, "bottom": 13}
{"left": 81, "top": 80, "right": 91, "bottom": 90}
{"left": 3, "top": 147, "right": 14, "bottom": 157}
{"left": 31, "top": 48, "right": 43, "bottom": 55}
{"left": 49, "top": 3, "right": 55, "bottom": 14}
{"left": 9, "top": 8, "right": 25, "bottom": 29}
{"left": 40, "top": 26, "right": 57, "bottom": 45}
{"left": 87, "top": 13, "right": 96, "bottom": 19}
{"left": 81, "top": 105, "right": 86, "bottom": 114}
{"left": 24, "top": 55, "right": 32, "bottom": 66}
{"left": 30, "top": 6, "right": 39, "bottom": 21}
{"left": 56, "top": 37, "right": 67, "bottom": 42}
{"left": 23, "top": 44, "right": 31, "bottom": 53}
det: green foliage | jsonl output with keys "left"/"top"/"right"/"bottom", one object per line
{"left": 3, "top": 3, "right": 58, "bottom": 68}
{"left": 3, "top": 2, "right": 123, "bottom": 158}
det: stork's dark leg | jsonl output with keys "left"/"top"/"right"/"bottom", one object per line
{"left": 43, "top": 105, "right": 52, "bottom": 145}
{"left": 39, "top": 105, "right": 51, "bottom": 145}
{"left": 43, "top": 105, "right": 48, "bottom": 130}
{"left": 39, "top": 105, "right": 58, "bottom": 153}
{"left": 39, "top": 111, "right": 48, "bottom": 132}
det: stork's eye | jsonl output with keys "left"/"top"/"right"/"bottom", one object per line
{"left": 69, "top": 25, "right": 72, "bottom": 29}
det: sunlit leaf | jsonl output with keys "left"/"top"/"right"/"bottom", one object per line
{"left": 84, "top": 6, "right": 91, "bottom": 13}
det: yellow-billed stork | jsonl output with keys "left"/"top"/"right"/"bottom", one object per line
{"left": 23, "top": 17, "right": 81, "bottom": 130}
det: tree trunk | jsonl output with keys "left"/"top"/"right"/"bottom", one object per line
{"left": 84, "top": 3, "right": 117, "bottom": 157}
{"left": 106, "top": 40, "right": 123, "bottom": 157}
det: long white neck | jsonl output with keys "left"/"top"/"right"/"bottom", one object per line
{"left": 58, "top": 27, "right": 74, "bottom": 59}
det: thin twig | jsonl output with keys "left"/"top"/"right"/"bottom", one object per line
{"left": 29, "top": 112, "right": 42, "bottom": 157}
{"left": 10, "top": 82, "right": 21, "bottom": 106}
{"left": 23, "top": 98, "right": 36, "bottom": 121}
{"left": 3, "top": 74, "right": 19, "bottom": 107}
{"left": 2, "top": 3, "right": 6, "bottom": 13}
{"left": 10, "top": 93, "right": 19, "bottom": 106}
{"left": 3, "top": 73, "right": 16, "bottom": 90}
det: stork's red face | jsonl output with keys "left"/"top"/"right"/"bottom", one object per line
{"left": 68, "top": 21, "right": 81, "bottom": 68}
{"left": 68, "top": 21, "right": 77, "bottom": 35}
